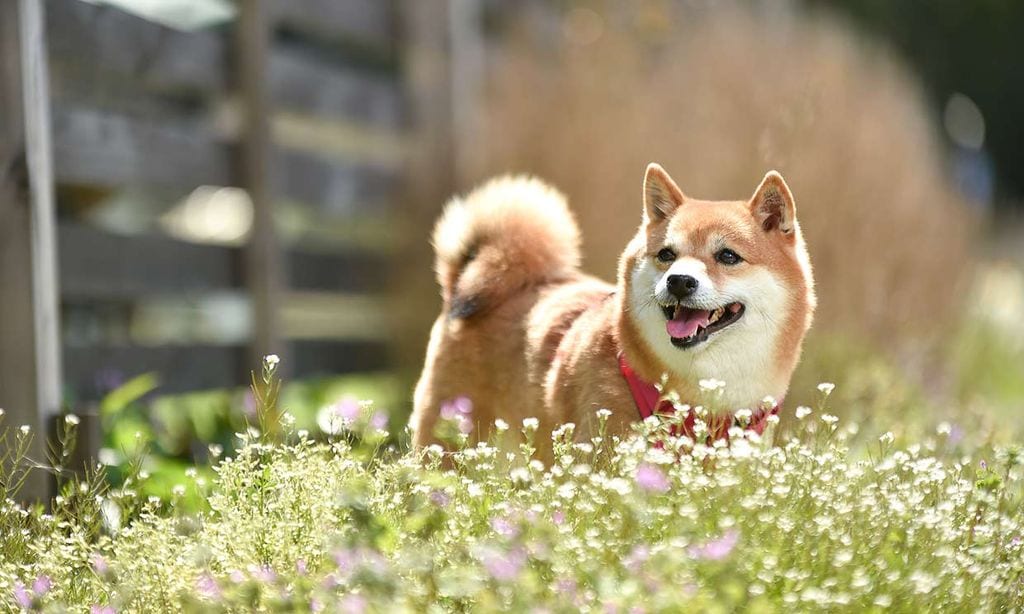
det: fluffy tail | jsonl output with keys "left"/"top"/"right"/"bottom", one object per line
{"left": 432, "top": 176, "right": 581, "bottom": 318}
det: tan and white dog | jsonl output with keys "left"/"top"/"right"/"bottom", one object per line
{"left": 410, "top": 163, "right": 815, "bottom": 453}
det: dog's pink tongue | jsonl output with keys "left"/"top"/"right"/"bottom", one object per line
{"left": 666, "top": 307, "right": 711, "bottom": 339}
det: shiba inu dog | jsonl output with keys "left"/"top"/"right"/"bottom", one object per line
{"left": 410, "top": 163, "right": 815, "bottom": 452}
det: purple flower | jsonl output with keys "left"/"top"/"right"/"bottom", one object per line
{"left": 428, "top": 489, "right": 451, "bottom": 507}
{"left": 334, "top": 397, "right": 362, "bottom": 422}
{"left": 482, "top": 547, "right": 527, "bottom": 582}
{"left": 552, "top": 510, "right": 566, "bottom": 525}
{"left": 91, "top": 606, "right": 117, "bottom": 614}
{"left": 440, "top": 396, "right": 473, "bottom": 419}
{"left": 196, "top": 573, "right": 222, "bottom": 599}
{"left": 91, "top": 553, "right": 110, "bottom": 576}
{"left": 31, "top": 575, "right": 52, "bottom": 596}
{"left": 491, "top": 516, "right": 520, "bottom": 539}
{"left": 369, "top": 411, "right": 388, "bottom": 431}
{"left": 296, "top": 559, "right": 308, "bottom": 575}
{"left": 624, "top": 544, "right": 650, "bottom": 572}
{"left": 339, "top": 594, "right": 367, "bottom": 614}
{"left": 310, "top": 597, "right": 325, "bottom": 613}
{"left": 228, "top": 569, "right": 246, "bottom": 584}
{"left": 689, "top": 529, "right": 740, "bottom": 561}
{"left": 242, "top": 390, "right": 258, "bottom": 417}
{"left": 250, "top": 564, "right": 277, "bottom": 583}
{"left": 12, "top": 582, "right": 31, "bottom": 608}
{"left": 635, "top": 463, "right": 670, "bottom": 493}
{"left": 948, "top": 424, "right": 964, "bottom": 446}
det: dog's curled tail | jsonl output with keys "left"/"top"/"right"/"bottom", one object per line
{"left": 432, "top": 175, "right": 581, "bottom": 318}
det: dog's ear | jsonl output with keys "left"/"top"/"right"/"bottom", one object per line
{"left": 750, "top": 171, "right": 796, "bottom": 235}
{"left": 643, "top": 163, "right": 685, "bottom": 223}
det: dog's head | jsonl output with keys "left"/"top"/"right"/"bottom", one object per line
{"left": 621, "top": 163, "right": 815, "bottom": 407}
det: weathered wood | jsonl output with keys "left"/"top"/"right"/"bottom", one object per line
{"left": 0, "top": 0, "right": 61, "bottom": 503}
{"left": 63, "top": 339, "right": 390, "bottom": 401}
{"left": 274, "top": 149, "right": 397, "bottom": 216}
{"left": 58, "top": 224, "right": 242, "bottom": 299}
{"left": 46, "top": 0, "right": 226, "bottom": 97}
{"left": 270, "top": 0, "right": 396, "bottom": 55}
{"left": 52, "top": 105, "right": 232, "bottom": 189}
{"left": 237, "top": 0, "right": 285, "bottom": 370}
{"left": 58, "top": 224, "right": 389, "bottom": 298}
{"left": 269, "top": 46, "right": 403, "bottom": 128}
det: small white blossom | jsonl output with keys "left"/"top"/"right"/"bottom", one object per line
{"left": 817, "top": 382, "right": 836, "bottom": 395}
{"left": 494, "top": 419, "right": 509, "bottom": 432}
{"left": 936, "top": 422, "right": 952, "bottom": 436}
{"left": 19, "top": 424, "right": 30, "bottom": 435}
{"left": 820, "top": 414, "right": 839, "bottom": 425}
{"left": 795, "top": 406, "right": 812, "bottom": 420}
{"left": 698, "top": 378, "right": 726, "bottom": 392}
{"left": 64, "top": 414, "right": 80, "bottom": 426}
{"left": 522, "top": 417, "right": 539, "bottom": 431}
{"left": 264, "top": 354, "right": 280, "bottom": 368}
{"left": 879, "top": 431, "right": 895, "bottom": 445}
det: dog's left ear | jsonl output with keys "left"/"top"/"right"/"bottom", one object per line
{"left": 643, "top": 163, "right": 685, "bottom": 223}
{"left": 750, "top": 171, "right": 796, "bottom": 235}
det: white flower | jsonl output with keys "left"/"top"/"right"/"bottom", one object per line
{"left": 596, "top": 408, "right": 612, "bottom": 420}
{"left": 172, "top": 485, "right": 186, "bottom": 497}
{"left": 0, "top": 407, "right": 5, "bottom": 417}
{"left": 821, "top": 414, "right": 839, "bottom": 425}
{"left": 19, "top": 424, "right": 30, "bottom": 435}
{"left": 817, "top": 382, "right": 836, "bottom": 395}
{"left": 734, "top": 409, "right": 753, "bottom": 425}
{"left": 208, "top": 444, "right": 223, "bottom": 458}
{"left": 698, "top": 378, "right": 726, "bottom": 392}
{"left": 522, "top": 417, "right": 539, "bottom": 431}
{"left": 264, "top": 354, "right": 280, "bottom": 368}
{"left": 281, "top": 412, "right": 296, "bottom": 427}
{"left": 494, "top": 419, "right": 509, "bottom": 432}
{"left": 936, "top": 422, "right": 952, "bottom": 436}
{"left": 879, "top": 431, "right": 895, "bottom": 445}
{"left": 795, "top": 406, "right": 812, "bottom": 420}
{"left": 64, "top": 414, "right": 80, "bottom": 426}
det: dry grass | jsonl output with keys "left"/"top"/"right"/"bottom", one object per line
{"left": 474, "top": 1, "right": 975, "bottom": 348}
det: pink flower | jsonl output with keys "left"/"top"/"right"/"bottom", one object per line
{"left": 689, "top": 529, "right": 740, "bottom": 561}
{"left": 334, "top": 397, "right": 362, "bottom": 422}
{"left": 91, "top": 606, "right": 116, "bottom": 614}
{"left": 428, "top": 489, "right": 451, "bottom": 507}
{"left": 552, "top": 510, "right": 566, "bottom": 525}
{"left": 91, "top": 553, "right": 109, "bottom": 575}
{"left": 635, "top": 463, "right": 670, "bottom": 493}
{"left": 624, "top": 544, "right": 650, "bottom": 572}
{"left": 250, "top": 564, "right": 277, "bottom": 583}
{"left": 482, "top": 547, "right": 527, "bottom": 582}
{"left": 440, "top": 396, "right": 473, "bottom": 419}
{"left": 369, "top": 411, "right": 388, "bottom": 431}
{"left": 12, "top": 582, "right": 31, "bottom": 608}
{"left": 196, "top": 573, "right": 222, "bottom": 599}
{"left": 491, "top": 516, "right": 520, "bottom": 538}
{"left": 296, "top": 559, "right": 308, "bottom": 575}
{"left": 339, "top": 594, "right": 367, "bottom": 614}
{"left": 31, "top": 575, "right": 52, "bottom": 596}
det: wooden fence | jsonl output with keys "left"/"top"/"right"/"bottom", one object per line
{"left": 0, "top": 0, "right": 475, "bottom": 501}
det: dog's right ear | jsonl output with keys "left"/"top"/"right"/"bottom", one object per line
{"left": 643, "top": 163, "right": 685, "bottom": 223}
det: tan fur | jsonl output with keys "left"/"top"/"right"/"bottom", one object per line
{"left": 410, "top": 165, "right": 815, "bottom": 456}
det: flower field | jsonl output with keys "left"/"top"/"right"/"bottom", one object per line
{"left": 1, "top": 358, "right": 1022, "bottom": 613}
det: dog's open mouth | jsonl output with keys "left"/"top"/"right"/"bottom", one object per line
{"left": 660, "top": 302, "right": 745, "bottom": 348}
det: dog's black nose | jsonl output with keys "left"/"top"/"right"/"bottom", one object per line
{"left": 666, "top": 274, "right": 699, "bottom": 298}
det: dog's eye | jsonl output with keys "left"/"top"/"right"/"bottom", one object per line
{"left": 716, "top": 248, "right": 742, "bottom": 265}
{"left": 656, "top": 248, "right": 676, "bottom": 263}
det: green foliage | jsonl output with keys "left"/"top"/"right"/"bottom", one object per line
{"left": 1, "top": 359, "right": 1022, "bottom": 612}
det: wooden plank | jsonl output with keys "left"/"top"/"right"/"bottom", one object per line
{"left": 19, "top": 0, "right": 63, "bottom": 429}
{"left": 270, "top": 0, "right": 396, "bottom": 55}
{"left": 52, "top": 105, "right": 231, "bottom": 189}
{"left": 58, "top": 224, "right": 242, "bottom": 299}
{"left": 291, "top": 339, "right": 390, "bottom": 378}
{"left": 274, "top": 149, "right": 397, "bottom": 216}
{"left": 63, "top": 339, "right": 390, "bottom": 401}
{"left": 46, "top": 0, "right": 226, "bottom": 97}
{"left": 63, "top": 343, "right": 247, "bottom": 401}
{"left": 237, "top": 0, "right": 285, "bottom": 370}
{"left": 0, "top": 0, "right": 60, "bottom": 503}
{"left": 269, "top": 46, "right": 403, "bottom": 129}
{"left": 58, "top": 224, "right": 389, "bottom": 299}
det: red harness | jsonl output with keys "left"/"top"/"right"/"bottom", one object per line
{"left": 617, "top": 354, "right": 778, "bottom": 441}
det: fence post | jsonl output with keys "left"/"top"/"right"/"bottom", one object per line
{"left": 237, "top": 0, "right": 285, "bottom": 373}
{"left": 0, "top": 0, "right": 62, "bottom": 503}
